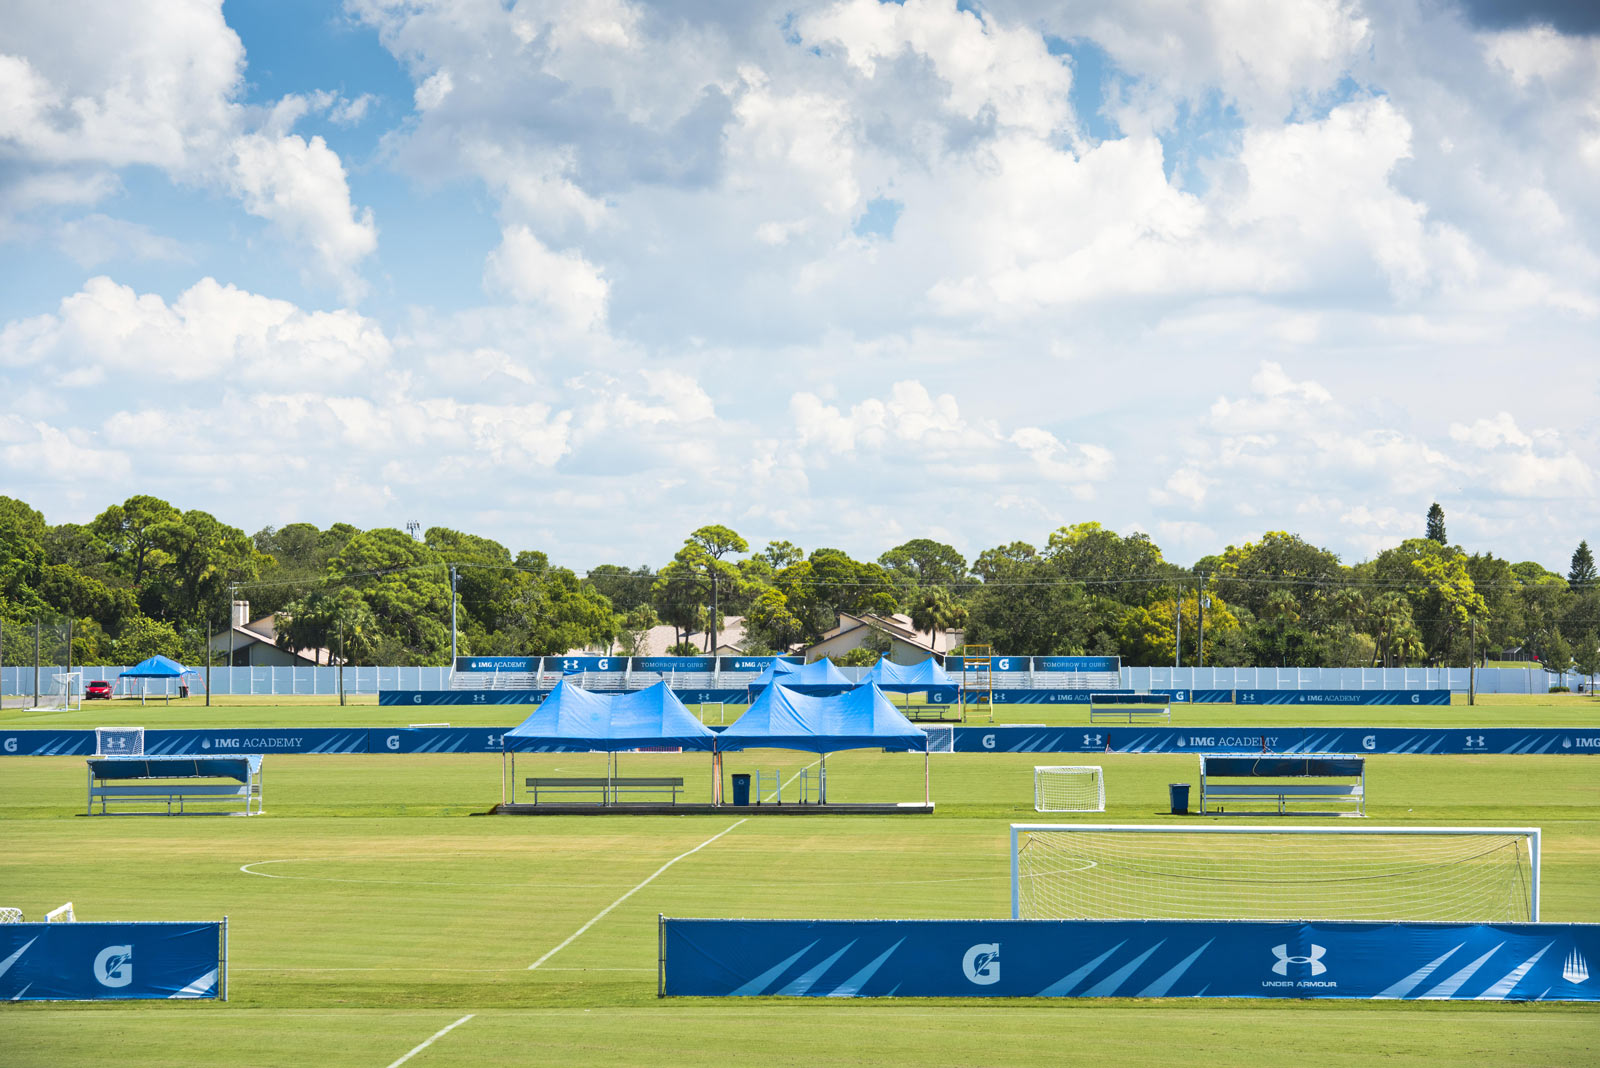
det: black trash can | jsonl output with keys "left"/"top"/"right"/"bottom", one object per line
{"left": 1168, "top": 783, "right": 1190, "bottom": 815}
{"left": 731, "top": 773, "right": 752, "bottom": 807}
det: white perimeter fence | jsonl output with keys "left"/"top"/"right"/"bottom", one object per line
{"left": 0, "top": 664, "right": 1589, "bottom": 697}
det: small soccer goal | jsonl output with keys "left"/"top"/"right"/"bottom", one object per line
{"left": 37, "top": 672, "right": 83, "bottom": 711}
{"left": 920, "top": 725, "right": 954, "bottom": 754}
{"left": 0, "top": 907, "right": 22, "bottom": 924}
{"left": 1010, "top": 824, "right": 1540, "bottom": 923}
{"left": 1034, "top": 766, "right": 1104, "bottom": 812}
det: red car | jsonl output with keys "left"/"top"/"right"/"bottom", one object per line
{"left": 85, "top": 680, "right": 113, "bottom": 700}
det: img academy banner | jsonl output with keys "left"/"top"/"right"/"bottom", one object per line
{"left": 660, "top": 917, "right": 1600, "bottom": 1001}
{"left": 952, "top": 725, "right": 1600, "bottom": 755}
{"left": 0, "top": 921, "right": 225, "bottom": 1001}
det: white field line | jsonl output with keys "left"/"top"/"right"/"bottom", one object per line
{"left": 528, "top": 819, "right": 747, "bottom": 970}
{"left": 764, "top": 760, "right": 820, "bottom": 803}
{"left": 383, "top": 1013, "right": 474, "bottom": 1068}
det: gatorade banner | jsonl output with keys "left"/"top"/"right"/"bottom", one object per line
{"left": 0, "top": 922, "right": 224, "bottom": 1001}
{"left": 660, "top": 917, "right": 1600, "bottom": 1001}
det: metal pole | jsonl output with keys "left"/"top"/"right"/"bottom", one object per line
{"left": 1174, "top": 589, "right": 1181, "bottom": 669}
{"left": 228, "top": 584, "right": 236, "bottom": 674}
{"left": 34, "top": 616, "right": 41, "bottom": 708}
{"left": 449, "top": 565, "right": 458, "bottom": 666}
{"left": 1469, "top": 617, "right": 1477, "bottom": 707}
{"left": 709, "top": 568, "right": 718, "bottom": 656}
{"left": 1197, "top": 576, "right": 1206, "bottom": 669}
{"left": 205, "top": 610, "right": 213, "bottom": 707}
{"left": 65, "top": 618, "right": 72, "bottom": 697}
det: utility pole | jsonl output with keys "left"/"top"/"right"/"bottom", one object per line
{"left": 1197, "top": 574, "right": 1206, "bottom": 669}
{"left": 449, "top": 565, "right": 458, "bottom": 666}
{"left": 709, "top": 567, "right": 719, "bottom": 658}
{"left": 1174, "top": 587, "right": 1182, "bottom": 669}
{"left": 339, "top": 619, "right": 346, "bottom": 707}
{"left": 227, "top": 583, "right": 237, "bottom": 681}
{"left": 34, "top": 616, "right": 41, "bottom": 708}
{"left": 206, "top": 609, "right": 213, "bottom": 708}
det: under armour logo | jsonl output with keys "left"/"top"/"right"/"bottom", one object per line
{"left": 1564, "top": 949, "right": 1590, "bottom": 984}
{"left": 1271, "top": 944, "right": 1326, "bottom": 976}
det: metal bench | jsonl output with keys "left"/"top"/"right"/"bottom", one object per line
{"left": 87, "top": 756, "right": 263, "bottom": 815}
{"left": 1088, "top": 693, "right": 1171, "bottom": 724}
{"left": 1198, "top": 755, "right": 1365, "bottom": 817}
{"left": 524, "top": 776, "right": 684, "bottom": 805}
{"left": 904, "top": 703, "right": 962, "bottom": 722}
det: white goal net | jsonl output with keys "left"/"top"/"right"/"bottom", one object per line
{"left": 40, "top": 672, "right": 82, "bottom": 711}
{"left": 1011, "top": 824, "right": 1539, "bottom": 922}
{"left": 1034, "top": 766, "right": 1104, "bottom": 812}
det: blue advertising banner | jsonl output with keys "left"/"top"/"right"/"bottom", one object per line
{"left": 143, "top": 728, "right": 372, "bottom": 756}
{"left": 0, "top": 921, "right": 223, "bottom": 1001}
{"left": 544, "top": 656, "right": 625, "bottom": 672}
{"left": 723, "top": 656, "right": 802, "bottom": 672}
{"left": 633, "top": 657, "right": 714, "bottom": 673}
{"left": 1034, "top": 656, "right": 1121, "bottom": 672}
{"left": 9, "top": 725, "right": 1598, "bottom": 757}
{"left": 379, "top": 690, "right": 547, "bottom": 707}
{"left": 953, "top": 725, "right": 1600, "bottom": 755}
{"left": 946, "top": 656, "right": 1032, "bottom": 672}
{"left": 660, "top": 917, "right": 1600, "bottom": 1001}
{"left": 980, "top": 689, "right": 1220, "bottom": 705}
{"left": 0, "top": 729, "right": 95, "bottom": 757}
{"left": 1235, "top": 689, "right": 1452, "bottom": 706}
{"left": 373, "top": 727, "right": 512, "bottom": 753}
{"left": 453, "top": 656, "right": 539, "bottom": 672}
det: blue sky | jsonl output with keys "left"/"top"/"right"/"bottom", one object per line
{"left": 1, "top": 0, "right": 1597, "bottom": 571}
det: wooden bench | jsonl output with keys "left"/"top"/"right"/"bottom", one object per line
{"left": 524, "top": 776, "right": 684, "bottom": 805}
{"left": 87, "top": 756, "right": 263, "bottom": 816}
{"left": 1198, "top": 755, "right": 1365, "bottom": 816}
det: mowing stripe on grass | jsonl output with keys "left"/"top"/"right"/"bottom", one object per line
{"left": 383, "top": 1013, "right": 474, "bottom": 1068}
{"left": 528, "top": 819, "right": 747, "bottom": 970}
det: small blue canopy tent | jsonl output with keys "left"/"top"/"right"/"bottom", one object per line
{"left": 499, "top": 681, "right": 718, "bottom": 806}
{"left": 503, "top": 680, "right": 717, "bottom": 752}
{"left": 858, "top": 656, "right": 956, "bottom": 693}
{"left": 719, "top": 683, "right": 930, "bottom": 805}
{"left": 747, "top": 657, "right": 854, "bottom": 699}
{"left": 117, "top": 654, "right": 199, "bottom": 704}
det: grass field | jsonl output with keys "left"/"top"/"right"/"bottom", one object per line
{"left": 4, "top": 691, "right": 1599, "bottom": 729}
{"left": 3, "top": 699, "right": 1598, "bottom": 1066}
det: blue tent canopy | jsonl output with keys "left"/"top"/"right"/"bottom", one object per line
{"left": 117, "top": 655, "right": 197, "bottom": 679}
{"left": 718, "top": 684, "right": 927, "bottom": 753}
{"left": 749, "top": 657, "right": 854, "bottom": 695}
{"left": 503, "top": 680, "right": 717, "bottom": 752}
{"left": 859, "top": 656, "right": 956, "bottom": 693}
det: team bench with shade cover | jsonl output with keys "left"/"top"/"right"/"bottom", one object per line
{"left": 87, "top": 755, "right": 263, "bottom": 815}
{"left": 1198, "top": 755, "right": 1365, "bottom": 816}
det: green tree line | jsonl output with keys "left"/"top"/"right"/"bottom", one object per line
{"left": 2, "top": 495, "right": 1597, "bottom": 675}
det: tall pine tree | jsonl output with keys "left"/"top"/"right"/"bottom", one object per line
{"left": 1425, "top": 502, "right": 1447, "bottom": 544}
{"left": 1570, "top": 540, "right": 1597, "bottom": 593}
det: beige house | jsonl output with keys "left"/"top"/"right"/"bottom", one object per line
{"left": 207, "top": 601, "right": 333, "bottom": 667}
{"left": 805, "top": 612, "right": 964, "bottom": 665}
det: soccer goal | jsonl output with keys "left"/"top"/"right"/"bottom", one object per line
{"left": 1010, "top": 824, "right": 1540, "bottom": 922}
{"left": 38, "top": 672, "right": 82, "bottom": 711}
{"left": 0, "top": 907, "right": 22, "bottom": 923}
{"left": 1035, "top": 766, "right": 1105, "bottom": 812}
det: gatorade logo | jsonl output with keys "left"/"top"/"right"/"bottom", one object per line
{"left": 982, "top": 734, "right": 996, "bottom": 750}
{"left": 962, "top": 943, "right": 1000, "bottom": 985}
{"left": 94, "top": 945, "right": 133, "bottom": 988}
{"left": 386, "top": 734, "right": 400, "bottom": 751}
{"left": 3, "top": 738, "right": 15, "bottom": 753}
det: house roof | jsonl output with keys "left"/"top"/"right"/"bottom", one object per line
{"left": 211, "top": 615, "right": 331, "bottom": 665}
{"left": 812, "top": 612, "right": 961, "bottom": 656}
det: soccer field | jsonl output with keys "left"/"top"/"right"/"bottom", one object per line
{"left": 3, "top": 737, "right": 1598, "bottom": 1066}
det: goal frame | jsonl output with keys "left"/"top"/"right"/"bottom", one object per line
{"left": 40, "top": 671, "right": 83, "bottom": 711}
{"left": 1009, "top": 823, "right": 1541, "bottom": 921}
{"left": 1033, "top": 766, "right": 1105, "bottom": 812}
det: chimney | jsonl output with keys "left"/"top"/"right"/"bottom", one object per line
{"left": 233, "top": 600, "right": 250, "bottom": 627}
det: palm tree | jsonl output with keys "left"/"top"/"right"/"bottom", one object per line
{"left": 910, "top": 589, "right": 967, "bottom": 661}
